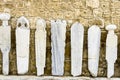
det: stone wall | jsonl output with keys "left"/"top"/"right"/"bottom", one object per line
{"left": 0, "top": 0, "right": 120, "bottom": 77}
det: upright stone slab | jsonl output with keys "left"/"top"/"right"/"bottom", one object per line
{"left": 106, "top": 24, "right": 117, "bottom": 78}
{"left": 51, "top": 19, "right": 67, "bottom": 76}
{"left": 71, "top": 22, "right": 84, "bottom": 76}
{"left": 16, "top": 16, "right": 30, "bottom": 74}
{"left": 88, "top": 25, "right": 101, "bottom": 77}
{"left": 35, "top": 19, "right": 46, "bottom": 76}
{"left": 0, "top": 13, "right": 11, "bottom": 75}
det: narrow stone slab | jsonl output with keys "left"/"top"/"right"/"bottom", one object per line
{"left": 51, "top": 19, "right": 67, "bottom": 76}
{"left": 106, "top": 24, "right": 118, "bottom": 78}
{"left": 16, "top": 16, "right": 30, "bottom": 74}
{"left": 71, "top": 22, "right": 84, "bottom": 76}
{"left": 35, "top": 19, "right": 46, "bottom": 76}
{"left": 0, "top": 13, "right": 11, "bottom": 75}
{"left": 88, "top": 25, "right": 101, "bottom": 77}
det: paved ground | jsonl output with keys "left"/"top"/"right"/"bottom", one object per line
{"left": 0, "top": 76, "right": 119, "bottom": 80}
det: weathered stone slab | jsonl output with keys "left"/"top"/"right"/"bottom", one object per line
{"left": 51, "top": 19, "right": 67, "bottom": 76}
{"left": 0, "top": 13, "right": 11, "bottom": 75}
{"left": 106, "top": 24, "right": 117, "bottom": 78}
{"left": 35, "top": 19, "right": 46, "bottom": 76}
{"left": 88, "top": 25, "right": 101, "bottom": 77}
{"left": 16, "top": 16, "right": 30, "bottom": 74}
{"left": 71, "top": 22, "right": 84, "bottom": 76}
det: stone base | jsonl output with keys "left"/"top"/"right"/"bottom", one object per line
{"left": 0, "top": 76, "right": 119, "bottom": 80}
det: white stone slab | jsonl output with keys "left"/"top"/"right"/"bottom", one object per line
{"left": 88, "top": 25, "right": 101, "bottom": 77}
{"left": 71, "top": 22, "right": 84, "bottom": 76}
{"left": 106, "top": 24, "right": 118, "bottom": 78}
{"left": 51, "top": 19, "right": 67, "bottom": 76}
{"left": 16, "top": 16, "right": 30, "bottom": 74}
{"left": 0, "top": 13, "right": 11, "bottom": 75}
{"left": 35, "top": 19, "right": 46, "bottom": 76}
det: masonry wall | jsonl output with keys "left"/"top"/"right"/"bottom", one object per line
{"left": 0, "top": 0, "right": 120, "bottom": 77}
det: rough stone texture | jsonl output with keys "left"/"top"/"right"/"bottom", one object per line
{"left": 0, "top": 0, "right": 119, "bottom": 78}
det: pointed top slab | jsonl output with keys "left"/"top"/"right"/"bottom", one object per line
{"left": 17, "top": 16, "right": 29, "bottom": 28}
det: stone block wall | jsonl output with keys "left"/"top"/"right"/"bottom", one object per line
{"left": 0, "top": 0, "right": 120, "bottom": 77}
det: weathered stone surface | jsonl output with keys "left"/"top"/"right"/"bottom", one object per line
{"left": 51, "top": 20, "right": 67, "bottom": 76}
{"left": 35, "top": 19, "right": 46, "bottom": 76}
{"left": 16, "top": 16, "right": 30, "bottom": 74}
{"left": 106, "top": 24, "right": 118, "bottom": 78}
{"left": 0, "top": 0, "right": 119, "bottom": 78}
{"left": 88, "top": 25, "right": 101, "bottom": 77}
{"left": 71, "top": 22, "right": 84, "bottom": 76}
{"left": 0, "top": 13, "right": 11, "bottom": 75}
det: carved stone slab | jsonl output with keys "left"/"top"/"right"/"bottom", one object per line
{"left": 106, "top": 24, "right": 117, "bottom": 78}
{"left": 0, "top": 13, "right": 11, "bottom": 75}
{"left": 16, "top": 16, "right": 30, "bottom": 74}
{"left": 88, "top": 25, "right": 101, "bottom": 77}
{"left": 51, "top": 19, "right": 67, "bottom": 76}
{"left": 35, "top": 19, "right": 46, "bottom": 76}
{"left": 71, "top": 22, "right": 84, "bottom": 76}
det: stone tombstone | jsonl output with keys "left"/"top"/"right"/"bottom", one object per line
{"left": 51, "top": 19, "right": 67, "bottom": 76}
{"left": 86, "top": 0, "right": 100, "bottom": 8}
{"left": 0, "top": 13, "right": 11, "bottom": 75}
{"left": 35, "top": 19, "right": 46, "bottom": 76}
{"left": 71, "top": 22, "right": 84, "bottom": 76}
{"left": 106, "top": 24, "right": 118, "bottom": 78}
{"left": 16, "top": 16, "right": 30, "bottom": 74}
{"left": 88, "top": 25, "right": 101, "bottom": 77}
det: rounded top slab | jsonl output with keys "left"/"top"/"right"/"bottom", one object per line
{"left": 36, "top": 19, "right": 46, "bottom": 30}
{"left": 106, "top": 24, "right": 117, "bottom": 30}
{"left": 0, "top": 13, "right": 10, "bottom": 21}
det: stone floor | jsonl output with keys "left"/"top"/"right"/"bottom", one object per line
{"left": 0, "top": 76, "right": 119, "bottom": 80}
